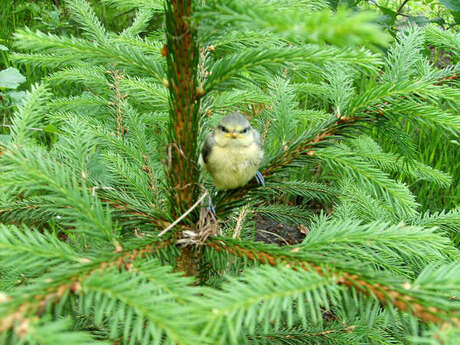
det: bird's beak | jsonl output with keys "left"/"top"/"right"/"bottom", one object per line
{"left": 225, "top": 132, "right": 238, "bottom": 139}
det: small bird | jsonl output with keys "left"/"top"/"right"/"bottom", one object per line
{"left": 199, "top": 111, "right": 264, "bottom": 190}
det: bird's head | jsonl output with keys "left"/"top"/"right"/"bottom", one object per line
{"left": 214, "top": 112, "right": 253, "bottom": 147}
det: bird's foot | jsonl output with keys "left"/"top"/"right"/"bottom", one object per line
{"left": 255, "top": 171, "right": 265, "bottom": 186}
{"left": 207, "top": 188, "right": 217, "bottom": 216}
{"left": 208, "top": 204, "right": 216, "bottom": 216}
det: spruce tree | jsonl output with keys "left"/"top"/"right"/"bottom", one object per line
{"left": 0, "top": 0, "right": 459, "bottom": 344}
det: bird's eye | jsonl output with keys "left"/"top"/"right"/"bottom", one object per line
{"left": 218, "top": 125, "right": 228, "bottom": 133}
{"left": 240, "top": 127, "right": 250, "bottom": 134}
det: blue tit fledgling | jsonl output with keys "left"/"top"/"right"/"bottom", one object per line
{"left": 199, "top": 112, "right": 264, "bottom": 190}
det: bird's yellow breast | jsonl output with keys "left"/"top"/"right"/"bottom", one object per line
{"left": 205, "top": 142, "right": 263, "bottom": 190}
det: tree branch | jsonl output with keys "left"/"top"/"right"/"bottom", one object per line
{"left": 164, "top": 0, "right": 201, "bottom": 219}
{"left": 206, "top": 237, "right": 460, "bottom": 325}
{"left": 215, "top": 71, "right": 458, "bottom": 214}
{"left": 0, "top": 239, "right": 171, "bottom": 335}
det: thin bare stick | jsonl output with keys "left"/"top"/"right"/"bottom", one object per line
{"left": 396, "top": 0, "right": 410, "bottom": 15}
{"left": 158, "top": 192, "right": 208, "bottom": 237}
{"left": 257, "top": 229, "right": 291, "bottom": 246}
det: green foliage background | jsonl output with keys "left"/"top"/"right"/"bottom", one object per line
{"left": 0, "top": 0, "right": 459, "bottom": 344}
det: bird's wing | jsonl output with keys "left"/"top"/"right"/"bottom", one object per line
{"left": 253, "top": 129, "right": 264, "bottom": 152}
{"left": 201, "top": 131, "right": 216, "bottom": 164}
{"left": 253, "top": 129, "right": 261, "bottom": 147}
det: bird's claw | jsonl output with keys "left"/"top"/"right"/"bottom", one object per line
{"left": 207, "top": 188, "right": 217, "bottom": 216}
{"left": 207, "top": 204, "right": 216, "bottom": 216}
{"left": 255, "top": 171, "right": 265, "bottom": 186}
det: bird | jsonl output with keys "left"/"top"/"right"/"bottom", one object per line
{"left": 199, "top": 111, "right": 265, "bottom": 191}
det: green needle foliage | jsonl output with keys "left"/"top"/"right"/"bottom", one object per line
{"left": 0, "top": 0, "right": 459, "bottom": 344}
